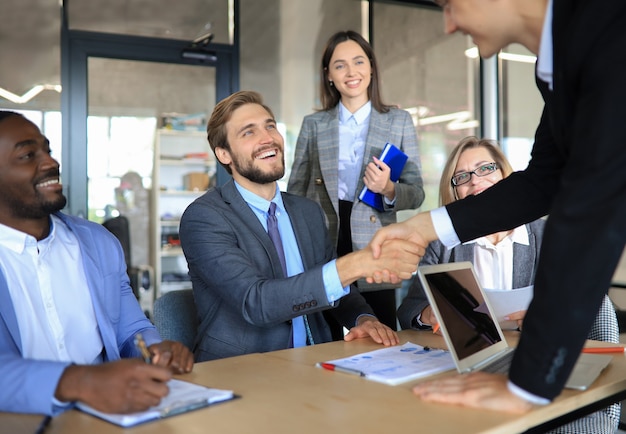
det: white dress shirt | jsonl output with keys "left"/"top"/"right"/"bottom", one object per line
{"left": 0, "top": 215, "right": 103, "bottom": 364}
{"left": 338, "top": 101, "right": 371, "bottom": 201}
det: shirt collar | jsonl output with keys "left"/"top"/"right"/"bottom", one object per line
{"left": 234, "top": 180, "right": 285, "bottom": 214}
{"left": 338, "top": 100, "right": 371, "bottom": 125}
{"left": 536, "top": 0, "right": 554, "bottom": 89}
{"left": 0, "top": 216, "right": 57, "bottom": 254}
{"left": 463, "top": 224, "right": 530, "bottom": 247}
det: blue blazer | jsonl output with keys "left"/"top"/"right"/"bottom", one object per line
{"left": 288, "top": 106, "right": 424, "bottom": 291}
{"left": 180, "top": 180, "right": 374, "bottom": 362}
{"left": 0, "top": 213, "right": 160, "bottom": 415}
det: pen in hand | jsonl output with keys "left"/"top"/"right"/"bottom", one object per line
{"left": 134, "top": 333, "right": 152, "bottom": 364}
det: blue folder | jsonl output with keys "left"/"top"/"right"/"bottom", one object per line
{"left": 358, "top": 143, "right": 408, "bottom": 212}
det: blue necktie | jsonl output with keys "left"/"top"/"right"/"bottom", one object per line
{"left": 267, "top": 202, "right": 314, "bottom": 346}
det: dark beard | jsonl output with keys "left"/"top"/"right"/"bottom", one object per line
{"left": 12, "top": 193, "right": 67, "bottom": 219}
{"left": 231, "top": 154, "right": 285, "bottom": 184}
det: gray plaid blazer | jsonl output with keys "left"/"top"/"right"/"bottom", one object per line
{"left": 288, "top": 106, "right": 425, "bottom": 291}
{"left": 397, "top": 219, "right": 620, "bottom": 433}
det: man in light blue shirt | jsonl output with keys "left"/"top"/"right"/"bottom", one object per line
{"left": 179, "top": 91, "right": 422, "bottom": 361}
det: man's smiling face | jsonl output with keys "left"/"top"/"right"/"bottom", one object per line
{"left": 219, "top": 102, "right": 285, "bottom": 186}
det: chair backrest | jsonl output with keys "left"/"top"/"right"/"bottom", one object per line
{"left": 153, "top": 289, "right": 198, "bottom": 350}
{"left": 102, "top": 215, "right": 132, "bottom": 270}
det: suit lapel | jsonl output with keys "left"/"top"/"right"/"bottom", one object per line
{"left": 59, "top": 215, "right": 121, "bottom": 360}
{"left": 317, "top": 109, "right": 340, "bottom": 216}
{"left": 512, "top": 226, "right": 537, "bottom": 288}
{"left": 0, "top": 276, "right": 21, "bottom": 352}
{"left": 221, "top": 181, "right": 285, "bottom": 278}
{"left": 355, "top": 109, "right": 390, "bottom": 201}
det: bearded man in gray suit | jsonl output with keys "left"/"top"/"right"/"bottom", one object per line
{"left": 179, "top": 91, "right": 421, "bottom": 362}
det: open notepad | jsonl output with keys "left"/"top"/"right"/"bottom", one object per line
{"left": 76, "top": 379, "right": 234, "bottom": 427}
{"left": 317, "top": 342, "right": 455, "bottom": 385}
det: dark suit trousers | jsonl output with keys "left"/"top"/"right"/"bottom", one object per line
{"left": 324, "top": 200, "right": 397, "bottom": 340}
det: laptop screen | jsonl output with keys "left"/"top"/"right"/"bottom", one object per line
{"left": 420, "top": 265, "right": 503, "bottom": 360}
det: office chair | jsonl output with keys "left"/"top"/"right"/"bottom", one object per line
{"left": 103, "top": 215, "right": 154, "bottom": 318}
{"left": 153, "top": 289, "right": 198, "bottom": 350}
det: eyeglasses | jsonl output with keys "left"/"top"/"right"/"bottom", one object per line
{"left": 451, "top": 162, "right": 498, "bottom": 186}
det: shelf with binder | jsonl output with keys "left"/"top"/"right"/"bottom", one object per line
{"left": 152, "top": 129, "right": 215, "bottom": 297}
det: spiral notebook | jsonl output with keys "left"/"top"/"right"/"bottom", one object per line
{"left": 358, "top": 143, "right": 408, "bottom": 211}
{"left": 76, "top": 379, "right": 235, "bottom": 427}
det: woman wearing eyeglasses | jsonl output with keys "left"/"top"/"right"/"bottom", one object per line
{"left": 397, "top": 136, "right": 619, "bottom": 434}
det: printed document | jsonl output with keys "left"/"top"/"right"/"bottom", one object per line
{"left": 318, "top": 342, "right": 455, "bottom": 385}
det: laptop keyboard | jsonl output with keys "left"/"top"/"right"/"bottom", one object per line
{"left": 480, "top": 350, "right": 515, "bottom": 374}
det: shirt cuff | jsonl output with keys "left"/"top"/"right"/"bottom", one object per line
{"left": 430, "top": 207, "right": 461, "bottom": 248}
{"left": 355, "top": 313, "right": 377, "bottom": 327}
{"left": 383, "top": 195, "right": 397, "bottom": 208}
{"left": 323, "top": 260, "right": 350, "bottom": 303}
{"left": 507, "top": 381, "right": 551, "bottom": 405}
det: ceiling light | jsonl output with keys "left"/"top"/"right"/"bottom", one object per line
{"left": 0, "top": 84, "right": 62, "bottom": 104}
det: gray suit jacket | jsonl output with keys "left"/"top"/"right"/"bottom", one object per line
{"left": 398, "top": 221, "right": 544, "bottom": 330}
{"left": 288, "top": 107, "right": 424, "bottom": 291}
{"left": 179, "top": 180, "right": 374, "bottom": 362}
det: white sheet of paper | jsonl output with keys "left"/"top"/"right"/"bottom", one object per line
{"left": 483, "top": 285, "right": 534, "bottom": 330}
{"left": 320, "top": 342, "right": 455, "bottom": 385}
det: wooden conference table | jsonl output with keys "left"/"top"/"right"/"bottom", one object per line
{"left": 4, "top": 330, "right": 626, "bottom": 434}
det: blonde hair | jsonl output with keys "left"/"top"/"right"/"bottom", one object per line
{"left": 439, "top": 136, "right": 514, "bottom": 206}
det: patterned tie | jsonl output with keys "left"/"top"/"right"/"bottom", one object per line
{"left": 267, "top": 202, "right": 314, "bottom": 346}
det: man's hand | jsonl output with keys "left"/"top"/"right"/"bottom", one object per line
{"left": 149, "top": 340, "right": 194, "bottom": 374}
{"left": 55, "top": 359, "right": 172, "bottom": 414}
{"left": 344, "top": 316, "right": 399, "bottom": 346}
{"left": 366, "top": 239, "right": 423, "bottom": 284}
{"left": 336, "top": 239, "right": 422, "bottom": 287}
{"left": 369, "top": 212, "right": 436, "bottom": 258}
{"left": 412, "top": 372, "right": 534, "bottom": 414}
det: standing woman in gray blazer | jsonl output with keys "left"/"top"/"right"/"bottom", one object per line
{"left": 288, "top": 30, "right": 424, "bottom": 336}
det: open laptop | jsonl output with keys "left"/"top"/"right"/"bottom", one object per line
{"left": 416, "top": 262, "right": 611, "bottom": 390}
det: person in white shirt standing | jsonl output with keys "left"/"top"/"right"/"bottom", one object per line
{"left": 369, "top": 0, "right": 626, "bottom": 415}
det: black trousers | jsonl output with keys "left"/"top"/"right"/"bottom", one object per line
{"left": 324, "top": 200, "right": 398, "bottom": 341}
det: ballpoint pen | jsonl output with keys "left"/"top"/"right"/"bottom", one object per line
{"left": 582, "top": 347, "right": 626, "bottom": 354}
{"left": 134, "top": 333, "right": 152, "bottom": 363}
{"left": 34, "top": 415, "right": 51, "bottom": 434}
{"left": 432, "top": 323, "right": 440, "bottom": 334}
{"left": 317, "top": 362, "right": 365, "bottom": 377}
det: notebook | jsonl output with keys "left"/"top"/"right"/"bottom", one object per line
{"left": 358, "top": 143, "right": 408, "bottom": 212}
{"left": 76, "top": 379, "right": 235, "bottom": 427}
{"left": 416, "top": 262, "right": 612, "bottom": 390}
